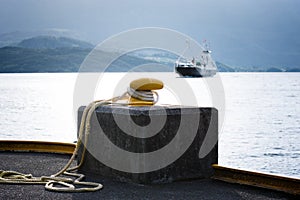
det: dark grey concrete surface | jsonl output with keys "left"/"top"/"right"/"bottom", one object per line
{"left": 0, "top": 152, "right": 296, "bottom": 200}
{"left": 78, "top": 105, "right": 218, "bottom": 184}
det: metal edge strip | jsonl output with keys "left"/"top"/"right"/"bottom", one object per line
{"left": 0, "top": 140, "right": 76, "bottom": 154}
{"left": 212, "top": 164, "right": 300, "bottom": 195}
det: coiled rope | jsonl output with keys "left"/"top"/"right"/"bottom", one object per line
{"left": 0, "top": 87, "right": 159, "bottom": 192}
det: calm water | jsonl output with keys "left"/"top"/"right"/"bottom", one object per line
{"left": 0, "top": 72, "right": 299, "bottom": 178}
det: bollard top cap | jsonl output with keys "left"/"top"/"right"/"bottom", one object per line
{"left": 130, "top": 78, "right": 163, "bottom": 91}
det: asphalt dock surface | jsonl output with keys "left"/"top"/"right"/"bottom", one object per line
{"left": 0, "top": 152, "right": 296, "bottom": 200}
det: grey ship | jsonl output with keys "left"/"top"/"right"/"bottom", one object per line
{"left": 175, "top": 50, "right": 217, "bottom": 77}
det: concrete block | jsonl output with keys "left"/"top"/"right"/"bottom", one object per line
{"left": 78, "top": 105, "right": 218, "bottom": 184}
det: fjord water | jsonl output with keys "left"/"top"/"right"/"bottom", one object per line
{"left": 0, "top": 72, "right": 299, "bottom": 178}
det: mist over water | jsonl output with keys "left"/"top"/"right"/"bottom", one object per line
{"left": 0, "top": 72, "right": 299, "bottom": 178}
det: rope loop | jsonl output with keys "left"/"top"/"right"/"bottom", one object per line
{"left": 0, "top": 81, "right": 161, "bottom": 192}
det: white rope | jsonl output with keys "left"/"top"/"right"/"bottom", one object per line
{"left": 127, "top": 87, "right": 159, "bottom": 104}
{"left": 0, "top": 100, "right": 108, "bottom": 192}
{"left": 0, "top": 89, "right": 158, "bottom": 192}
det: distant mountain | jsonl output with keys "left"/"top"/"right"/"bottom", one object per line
{"left": 17, "top": 36, "right": 94, "bottom": 49}
{"left": 1, "top": 30, "right": 299, "bottom": 70}
{"left": 286, "top": 68, "right": 300, "bottom": 72}
{"left": 266, "top": 67, "right": 284, "bottom": 72}
{"left": 0, "top": 46, "right": 165, "bottom": 73}
{"left": 215, "top": 61, "right": 235, "bottom": 72}
{"left": 0, "top": 29, "right": 88, "bottom": 48}
{"left": 0, "top": 46, "right": 90, "bottom": 72}
{"left": 0, "top": 37, "right": 299, "bottom": 72}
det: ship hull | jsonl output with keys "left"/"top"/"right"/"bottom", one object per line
{"left": 175, "top": 67, "right": 217, "bottom": 77}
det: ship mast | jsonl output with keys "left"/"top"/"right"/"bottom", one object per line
{"left": 176, "top": 39, "right": 190, "bottom": 64}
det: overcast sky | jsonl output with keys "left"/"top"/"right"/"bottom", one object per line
{"left": 1, "top": 0, "right": 300, "bottom": 66}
